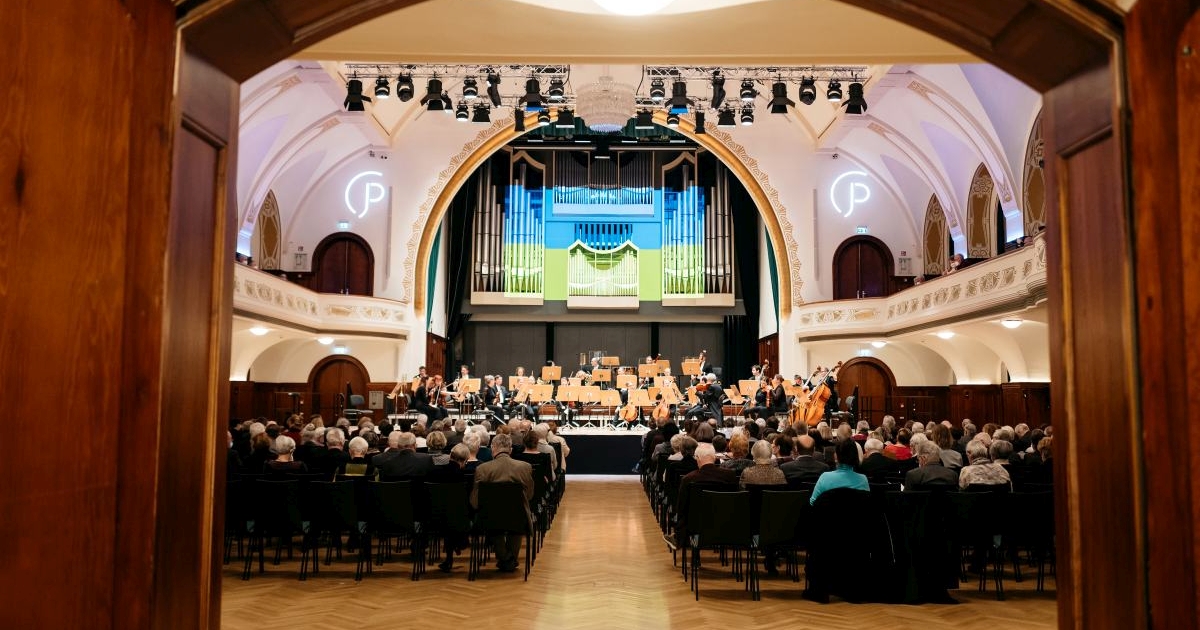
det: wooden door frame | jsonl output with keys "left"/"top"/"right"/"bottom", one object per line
{"left": 148, "top": 1, "right": 1194, "bottom": 629}
{"left": 311, "top": 231, "right": 375, "bottom": 295}
{"left": 832, "top": 234, "right": 895, "bottom": 298}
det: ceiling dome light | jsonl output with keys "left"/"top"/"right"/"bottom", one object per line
{"left": 548, "top": 77, "right": 566, "bottom": 101}
{"left": 471, "top": 104, "right": 491, "bottom": 123}
{"left": 374, "top": 76, "right": 391, "bottom": 99}
{"left": 1001, "top": 317, "right": 1024, "bottom": 329}
{"left": 649, "top": 78, "right": 666, "bottom": 102}
{"left": 768, "top": 81, "right": 794, "bottom": 114}
{"left": 593, "top": 0, "right": 676, "bottom": 15}
{"left": 520, "top": 78, "right": 545, "bottom": 112}
{"left": 739, "top": 105, "right": 754, "bottom": 126}
{"left": 396, "top": 74, "right": 415, "bottom": 102}
{"left": 870, "top": 340, "right": 887, "bottom": 348}
{"left": 739, "top": 79, "right": 756, "bottom": 102}
{"left": 798, "top": 77, "right": 817, "bottom": 105}
{"left": 462, "top": 76, "right": 479, "bottom": 99}
{"left": 344, "top": 78, "right": 371, "bottom": 111}
{"left": 249, "top": 326, "right": 270, "bottom": 336}
{"left": 317, "top": 336, "right": 334, "bottom": 345}
{"left": 843, "top": 81, "right": 868, "bottom": 114}
{"left": 936, "top": 331, "right": 956, "bottom": 339}
{"left": 827, "top": 79, "right": 843, "bottom": 103}
{"left": 455, "top": 102, "right": 470, "bottom": 121}
{"left": 717, "top": 107, "right": 736, "bottom": 127}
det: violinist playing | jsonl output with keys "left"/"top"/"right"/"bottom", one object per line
{"left": 744, "top": 375, "right": 771, "bottom": 420}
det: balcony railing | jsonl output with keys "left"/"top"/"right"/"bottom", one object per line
{"left": 232, "top": 264, "right": 412, "bottom": 336}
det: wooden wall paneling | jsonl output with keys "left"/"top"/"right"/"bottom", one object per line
{"left": 464, "top": 322, "right": 547, "bottom": 378}
{"left": 1128, "top": 1, "right": 1200, "bottom": 626}
{"left": 892, "top": 386, "right": 949, "bottom": 424}
{"left": 1001, "top": 382, "right": 1051, "bottom": 427}
{"left": 154, "top": 49, "right": 238, "bottom": 630}
{"left": 658, "top": 323, "right": 723, "bottom": 370}
{"left": 1044, "top": 59, "right": 1146, "bottom": 629}
{"left": 757, "top": 333, "right": 779, "bottom": 377}
{"left": 229, "top": 381, "right": 256, "bottom": 422}
{"left": 947, "top": 385, "right": 1003, "bottom": 424}
{"left": 426, "top": 332, "right": 448, "bottom": 379}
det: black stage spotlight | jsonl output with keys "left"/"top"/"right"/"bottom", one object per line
{"left": 548, "top": 77, "right": 566, "bottom": 101}
{"left": 344, "top": 78, "right": 371, "bottom": 111}
{"left": 521, "top": 78, "right": 545, "bottom": 111}
{"left": 514, "top": 107, "right": 526, "bottom": 131}
{"left": 396, "top": 74, "right": 415, "bottom": 102}
{"left": 555, "top": 108, "right": 575, "bottom": 128}
{"left": 843, "top": 81, "right": 868, "bottom": 114}
{"left": 666, "top": 112, "right": 680, "bottom": 128}
{"left": 486, "top": 72, "right": 502, "bottom": 106}
{"left": 650, "top": 78, "right": 666, "bottom": 102}
{"left": 827, "top": 79, "right": 843, "bottom": 103}
{"left": 694, "top": 110, "right": 706, "bottom": 134}
{"left": 710, "top": 73, "right": 726, "bottom": 109}
{"left": 594, "top": 141, "right": 612, "bottom": 160}
{"left": 537, "top": 110, "right": 551, "bottom": 125}
{"left": 740, "top": 105, "right": 755, "bottom": 126}
{"left": 634, "top": 109, "right": 655, "bottom": 129}
{"left": 421, "top": 78, "right": 453, "bottom": 111}
{"left": 768, "top": 81, "right": 794, "bottom": 114}
{"left": 455, "top": 102, "right": 470, "bottom": 121}
{"left": 798, "top": 77, "right": 817, "bottom": 105}
{"left": 717, "top": 107, "right": 736, "bottom": 127}
{"left": 668, "top": 80, "right": 693, "bottom": 114}
{"left": 374, "top": 76, "right": 391, "bottom": 99}
{"left": 740, "top": 79, "right": 757, "bottom": 102}
{"left": 463, "top": 77, "right": 479, "bottom": 100}
{"left": 472, "top": 104, "right": 491, "bottom": 123}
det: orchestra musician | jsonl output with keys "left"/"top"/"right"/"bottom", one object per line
{"left": 744, "top": 375, "right": 771, "bottom": 420}
{"left": 613, "top": 366, "right": 645, "bottom": 427}
{"left": 684, "top": 373, "right": 724, "bottom": 424}
{"left": 768, "top": 374, "right": 790, "bottom": 417}
{"left": 554, "top": 375, "right": 577, "bottom": 426}
{"left": 697, "top": 350, "right": 711, "bottom": 377}
{"left": 508, "top": 369, "right": 537, "bottom": 420}
{"left": 482, "top": 375, "right": 509, "bottom": 422}
{"left": 414, "top": 375, "right": 449, "bottom": 421}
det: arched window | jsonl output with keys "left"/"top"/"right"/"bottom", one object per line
{"left": 310, "top": 232, "right": 374, "bottom": 296}
{"left": 966, "top": 164, "right": 997, "bottom": 259}
{"left": 923, "top": 196, "right": 948, "bottom": 275}
{"left": 1023, "top": 111, "right": 1046, "bottom": 235}
{"left": 254, "top": 190, "right": 282, "bottom": 270}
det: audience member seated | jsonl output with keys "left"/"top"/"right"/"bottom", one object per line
{"left": 264, "top": 435, "right": 306, "bottom": 475}
{"left": 772, "top": 434, "right": 795, "bottom": 463}
{"left": 462, "top": 432, "right": 484, "bottom": 472}
{"left": 904, "top": 441, "right": 959, "bottom": 491}
{"left": 720, "top": 433, "right": 753, "bottom": 475}
{"left": 339, "top": 436, "right": 374, "bottom": 477}
{"left": 810, "top": 439, "right": 870, "bottom": 505}
{"left": 426, "top": 430, "right": 451, "bottom": 466}
{"left": 469, "top": 433, "right": 534, "bottom": 573}
{"left": 429, "top": 443, "right": 470, "bottom": 484}
{"left": 740, "top": 440, "right": 786, "bottom": 488}
{"left": 958, "top": 440, "right": 1011, "bottom": 490}
{"left": 375, "top": 432, "right": 435, "bottom": 480}
{"left": 243, "top": 431, "right": 274, "bottom": 474}
{"left": 885, "top": 429, "right": 914, "bottom": 461}
{"left": 670, "top": 442, "right": 739, "bottom": 547}
{"left": 930, "top": 424, "right": 963, "bottom": 471}
{"left": 858, "top": 438, "right": 894, "bottom": 481}
{"left": 371, "top": 431, "right": 403, "bottom": 469}
{"left": 780, "top": 435, "right": 830, "bottom": 484}
{"left": 322, "top": 428, "right": 350, "bottom": 476}
{"left": 533, "top": 424, "right": 559, "bottom": 475}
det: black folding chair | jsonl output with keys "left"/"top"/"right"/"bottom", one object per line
{"left": 757, "top": 489, "right": 809, "bottom": 582}
{"left": 364, "top": 480, "right": 424, "bottom": 580}
{"left": 471, "top": 482, "right": 533, "bottom": 581}
{"left": 688, "top": 490, "right": 758, "bottom": 600}
{"left": 304, "top": 480, "right": 367, "bottom": 580}
{"left": 243, "top": 479, "right": 306, "bottom": 580}
{"left": 424, "top": 481, "right": 472, "bottom": 573}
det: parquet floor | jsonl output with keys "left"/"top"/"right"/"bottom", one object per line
{"left": 221, "top": 476, "right": 1057, "bottom": 630}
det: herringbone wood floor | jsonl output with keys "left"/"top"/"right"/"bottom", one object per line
{"left": 222, "top": 477, "right": 1057, "bottom": 630}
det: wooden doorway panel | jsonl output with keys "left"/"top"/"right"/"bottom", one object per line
{"left": 308, "top": 356, "right": 370, "bottom": 420}
{"left": 311, "top": 233, "right": 374, "bottom": 295}
{"left": 835, "top": 357, "right": 895, "bottom": 425}
{"left": 832, "top": 235, "right": 893, "bottom": 299}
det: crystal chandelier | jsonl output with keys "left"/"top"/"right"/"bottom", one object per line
{"left": 574, "top": 76, "right": 636, "bottom": 133}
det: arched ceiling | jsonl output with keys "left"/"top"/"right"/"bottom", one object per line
{"left": 297, "top": 0, "right": 975, "bottom": 65}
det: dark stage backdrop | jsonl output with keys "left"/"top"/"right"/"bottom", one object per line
{"left": 462, "top": 322, "right": 547, "bottom": 378}
{"left": 554, "top": 323, "right": 651, "bottom": 371}
{"left": 657, "top": 323, "right": 723, "bottom": 376}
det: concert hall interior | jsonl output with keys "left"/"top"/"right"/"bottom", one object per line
{"left": 9, "top": 0, "right": 1200, "bottom": 629}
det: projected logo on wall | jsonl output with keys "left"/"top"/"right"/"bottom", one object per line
{"left": 345, "top": 171, "right": 387, "bottom": 218}
{"left": 830, "top": 171, "right": 871, "bottom": 218}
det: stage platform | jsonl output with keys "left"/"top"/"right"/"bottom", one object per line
{"left": 558, "top": 427, "right": 646, "bottom": 475}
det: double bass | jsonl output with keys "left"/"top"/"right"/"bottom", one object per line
{"left": 803, "top": 361, "right": 842, "bottom": 427}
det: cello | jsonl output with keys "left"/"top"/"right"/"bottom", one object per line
{"left": 803, "top": 361, "right": 842, "bottom": 427}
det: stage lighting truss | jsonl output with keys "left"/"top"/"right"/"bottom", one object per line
{"left": 641, "top": 65, "right": 871, "bottom": 113}
{"left": 341, "top": 63, "right": 573, "bottom": 112}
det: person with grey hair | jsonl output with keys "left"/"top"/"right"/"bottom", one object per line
{"left": 374, "top": 431, "right": 434, "bottom": 479}
{"left": 858, "top": 437, "right": 894, "bottom": 480}
{"left": 471, "top": 425, "right": 494, "bottom": 463}
{"left": 903, "top": 441, "right": 959, "bottom": 491}
{"left": 958, "top": 440, "right": 1011, "bottom": 489}
{"left": 669, "top": 442, "right": 739, "bottom": 547}
{"left": 462, "top": 431, "right": 483, "bottom": 472}
{"left": 426, "top": 430, "right": 450, "bottom": 466}
{"left": 319, "top": 428, "right": 349, "bottom": 475}
{"left": 989, "top": 439, "right": 1014, "bottom": 467}
{"left": 665, "top": 433, "right": 687, "bottom": 461}
{"left": 469, "top": 433, "right": 534, "bottom": 573}
{"left": 371, "top": 430, "right": 405, "bottom": 469}
{"left": 532, "top": 423, "right": 558, "bottom": 475}
{"left": 740, "top": 439, "right": 786, "bottom": 488}
{"left": 264, "top": 435, "right": 308, "bottom": 474}
{"left": 339, "top": 436, "right": 374, "bottom": 477}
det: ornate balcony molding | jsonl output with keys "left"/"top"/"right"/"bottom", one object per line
{"left": 794, "top": 235, "right": 1047, "bottom": 338}
{"left": 233, "top": 265, "right": 412, "bottom": 337}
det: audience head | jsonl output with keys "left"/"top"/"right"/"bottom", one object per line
{"left": 909, "top": 432, "right": 929, "bottom": 449}
{"left": 989, "top": 439, "right": 1014, "bottom": 462}
{"left": 274, "top": 435, "right": 296, "bottom": 456}
{"left": 834, "top": 438, "right": 860, "bottom": 467}
{"left": 492, "top": 433, "right": 514, "bottom": 455}
{"left": 836, "top": 422, "right": 852, "bottom": 441}
{"left": 856, "top": 420, "right": 870, "bottom": 433}
{"left": 881, "top": 415, "right": 896, "bottom": 432}
{"left": 1037, "top": 436, "right": 1053, "bottom": 460}
{"left": 523, "top": 430, "right": 539, "bottom": 451}
{"left": 326, "top": 428, "right": 345, "bottom": 449}
{"left": 669, "top": 433, "right": 685, "bottom": 454}
{"left": 534, "top": 423, "right": 550, "bottom": 440}
{"left": 463, "top": 431, "right": 481, "bottom": 455}
{"left": 916, "top": 441, "right": 942, "bottom": 466}
{"left": 680, "top": 436, "right": 699, "bottom": 459}
{"left": 966, "top": 440, "right": 990, "bottom": 464}
{"left": 711, "top": 433, "right": 727, "bottom": 454}
{"left": 694, "top": 442, "right": 718, "bottom": 466}
{"left": 774, "top": 436, "right": 793, "bottom": 457}
{"left": 864, "top": 438, "right": 884, "bottom": 454}
{"left": 729, "top": 434, "right": 750, "bottom": 459}
{"left": 751, "top": 439, "right": 773, "bottom": 464}
{"left": 1015, "top": 423, "right": 1030, "bottom": 438}
{"left": 795, "top": 434, "right": 816, "bottom": 456}
{"left": 896, "top": 428, "right": 912, "bottom": 446}
{"left": 449, "top": 443, "right": 470, "bottom": 466}
{"left": 348, "top": 436, "right": 368, "bottom": 457}
{"left": 248, "top": 422, "right": 266, "bottom": 439}
{"left": 930, "top": 423, "right": 954, "bottom": 449}
{"left": 250, "top": 432, "right": 272, "bottom": 454}
{"left": 912, "top": 421, "right": 926, "bottom": 434}
{"left": 427, "top": 430, "right": 447, "bottom": 452}
{"left": 396, "top": 432, "right": 417, "bottom": 451}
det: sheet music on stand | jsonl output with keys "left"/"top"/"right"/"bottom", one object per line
{"left": 531, "top": 384, "right": 554, "bottom": 403}
{"left": 615, "top": 374, "right": 637, "bottom": 390}
{"left": 681, "top": 359, "right": 702, "bottom": 376}
{"left": 601, "top": 356, "right": 621, "bottom": 367}
{"left": 591, "top": 368, "right": 612, "bottom": 383}
{"left": 541, "top": 365, "right": 562, "bottom": 383}
{"left": 638, "top": 363, "right": 660, "bottom": 378}
{"left": 629, "top": 388, "right": 652, "bottom": 407}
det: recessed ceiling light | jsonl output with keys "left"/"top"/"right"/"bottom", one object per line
{"left": 317, "top": 336, "right": 334, "bottom": 345}
{"left": 870, "top": 341, "right": 887, "bottom": 348}
{"left": 1001, "top": 318, "right": 1023, "bottom": 329}
{"left": 332, "top": 345, "right": 349, "bottom": 354}
{"left": 249, "top": 326, "right": 270, "bottom": 336}
{"left": 936, "top": 331, "right": 955, "bottom": 340}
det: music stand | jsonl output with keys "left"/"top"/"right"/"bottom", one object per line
{"left": 568, "top": 377, "right": 583, "bottom": 387}
{"left": 739, "top": 380, "right": 760, "bottom": 398}
{"left": 531, "top": 384, "right": 554, "bottom": 404}
{"left": 725, "top": 384, "right": 744, "bottom": 405}
{"left": 656, "top": 359, "right": 671, "bottom": 372}
{"left": 629, "top": 388, "right": 652, "bottom": 408}
{"left": 681, "top": 360, "right": 702, "bottom": 376}
{"left": 541, "top": 365, "right": 562, "bottom": 383}
{"left": 601, "top": 356, "right": 621, "bottom": 367}
{"left": 662, "top": 386, "right": 682, "bottom": 405}
{"left": 615, "top": 374, "right": 637, "bottom": 390}
{"left": 591, "top": 368, "right": 612, "bottom": 385}
{"left": 638, "top": 363, "right": 660, "bottom": 379}
{"left": 459, "top": 378, "right": 481, "bottom": 394}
